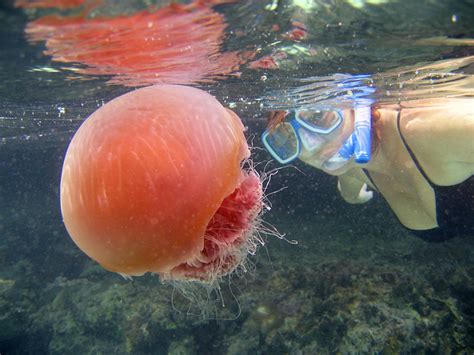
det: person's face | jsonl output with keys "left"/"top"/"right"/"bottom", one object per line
{"left": 298, "top": 109, "right": 355, "bottom": 175}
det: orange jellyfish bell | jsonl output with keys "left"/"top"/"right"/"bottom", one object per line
{"left": 60, "top": 85, "right": 263, "bottom": 282}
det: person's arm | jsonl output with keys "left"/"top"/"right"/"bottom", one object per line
{"left": 337, "top": 168, "right": 374, "bottom": 204}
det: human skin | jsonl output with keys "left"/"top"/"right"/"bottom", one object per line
{"left": 299, "top": 97, "right": 474, "bottom": 230}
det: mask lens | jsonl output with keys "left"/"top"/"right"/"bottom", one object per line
{"left": 298, "top": 127, "right": 324, "bottom": 151}
{"left": 296, "top": 109, "right": 342, "bottom": 134}
{"left": 263, "top": 122, "right": 299, "bottom": 163}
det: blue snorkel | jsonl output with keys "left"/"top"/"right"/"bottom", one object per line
{"left": 338, "top": 106, "right": 372, "bottom": 164}
{"left": 337, "top": 79, "right": 374, "bottom": 165}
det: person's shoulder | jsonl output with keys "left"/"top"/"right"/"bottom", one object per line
{"left": 400, "top": 97, "right": 472, "bottom": 113}
{"left": 397, "top": 97, "right": 474, "bottom": 184}
{"left": 390, "top": 97, "right": 471, "bottom": 134}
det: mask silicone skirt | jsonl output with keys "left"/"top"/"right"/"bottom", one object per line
{"left": 60, "top": 85, "right": 263, "bottom": 283}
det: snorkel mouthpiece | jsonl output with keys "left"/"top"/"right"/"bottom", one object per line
{"left": 338, "top": 106, "right": 371, "bottom": 164}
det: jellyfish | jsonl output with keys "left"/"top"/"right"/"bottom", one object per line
{"left": 60, "top": 85, "right": 263, "bottom": 283}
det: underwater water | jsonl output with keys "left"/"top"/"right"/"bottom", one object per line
{"left": 1, "top": 0, "right": 473, "bottom": 353}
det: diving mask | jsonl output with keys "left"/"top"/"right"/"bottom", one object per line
{"left": 261, "top": 109, "right": 343, "bottom": 164}
{"left": 262, "top": 106, "right": 371, "bottom": 166}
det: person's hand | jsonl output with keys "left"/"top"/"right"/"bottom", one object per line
{"left": 357, "top": 183, "right": 373, "bottom": 203}
{"left": 338, "top": 181, "right": 373, "bottom": 204}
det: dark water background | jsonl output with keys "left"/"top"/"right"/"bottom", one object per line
{"left": 1, "top": 0, "right": 474, "bottom": 353}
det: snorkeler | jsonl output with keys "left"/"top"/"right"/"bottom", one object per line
{"left": 262, "top": 95, "right": 474, "bottom": 242}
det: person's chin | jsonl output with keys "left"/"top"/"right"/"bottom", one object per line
{"left": 322, "top": 155, "right": 351, "bottom": 175}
